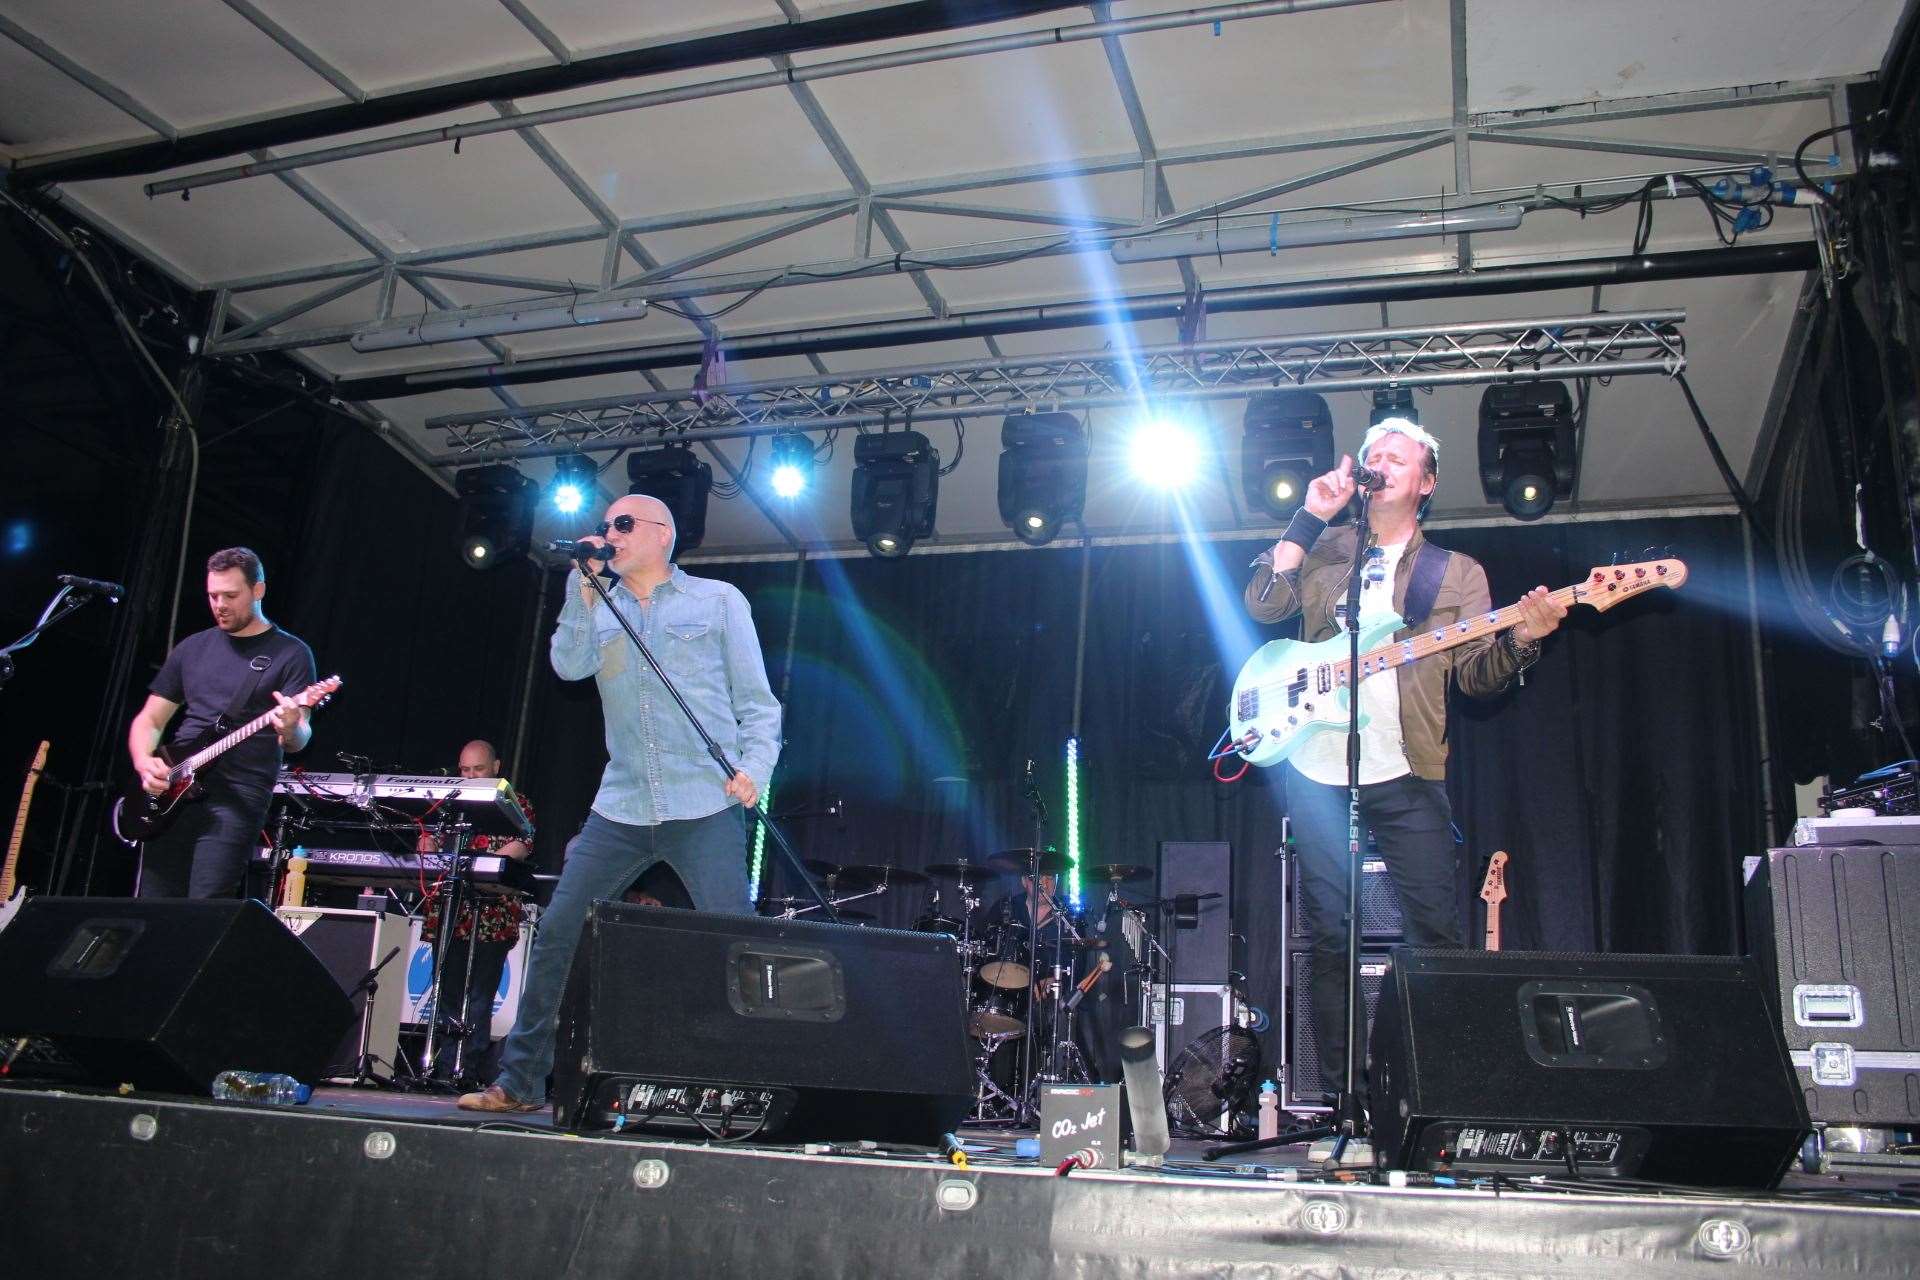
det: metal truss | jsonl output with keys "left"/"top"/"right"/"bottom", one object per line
{"left": 425, "top": 310, "right": 1685, "bottom": 465}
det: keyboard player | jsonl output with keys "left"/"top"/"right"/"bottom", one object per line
{"left": 414, "top": 739, "right": 536, "bottom": 1083}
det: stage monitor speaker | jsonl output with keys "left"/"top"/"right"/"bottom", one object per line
{"left": 276, "top": 907, "right": 409, "bottom": 1082}
{"left": 554, "top": 903, "right": 973, "bottom": 1144}
{"left": 1159, "top": 840, "right": 1231, "bottom": 984}
{"left": 1369, "top": 948, "right": 1809, "bottom": 1190}
{"left": 1745, "top": 845, "right": 1920, "bottom": 1126}
{"left": 0, "top": 896, "right": 353, "bottom": 1094}
{"left": 1282, "top": 944, "right": 1394, "bottom": 1109}
{"left": 1285, "top": 853, "right": 1404, "bottom": 940}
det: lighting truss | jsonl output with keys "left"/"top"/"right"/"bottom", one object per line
{"left": 426, "top": 311, "right": 1685, "bottom": 464}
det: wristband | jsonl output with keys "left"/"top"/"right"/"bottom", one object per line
{"left": 1279, "top": 508, "right": 1327, "bottom": 552}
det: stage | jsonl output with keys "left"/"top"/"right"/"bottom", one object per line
{"left": 2, "top": 1083, "right": 1916, "bottom": 1278}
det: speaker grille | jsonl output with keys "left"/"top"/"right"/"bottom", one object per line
{"left": 1287, "top": 856, "right": 1404, "bottom": 940}
{"left": 1283, "top": 945, "right": 1393, "bottom": 1107}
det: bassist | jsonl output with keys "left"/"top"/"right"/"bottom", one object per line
{"left": 127, "top": 547, "right": 315, "bottom": 898}
{"left": 1243, "top": 419, "right": 1564, "bottom": 1098}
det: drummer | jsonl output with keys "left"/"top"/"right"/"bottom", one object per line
{"left": 986, "top": 872, "right": 1072, "bottom": 993}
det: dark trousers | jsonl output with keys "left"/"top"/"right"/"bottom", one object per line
{"left": 428, "top": 931, "right": 512, "bottom": 1080}
{"left": 136, "top": 781, "right": 269, "bottom": 899}
{"left": 1284, "top": 767, "right": 1462, "bottom": 1091}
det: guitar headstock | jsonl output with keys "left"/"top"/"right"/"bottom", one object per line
{"left": 296, "top": 675, "right": 344, "bottom": 709}
{"left": 1479, "top": 850, "right": 1508, "bottom": 905}
{"left": 1578, "top": 559, "right": 1686, "bottom": 612}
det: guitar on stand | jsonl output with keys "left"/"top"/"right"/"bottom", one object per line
{"left": 0, "top": 741, "right": 50, "bottom": 935}
{"left": 1479, "top": 850, "right": 1509, "bottom": 952}
{"left": 111, "top": 675, "right": 341, "bottom": 844}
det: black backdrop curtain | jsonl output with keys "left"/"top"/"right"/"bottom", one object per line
{"left": 515, "top": 514, "right": 1763, "bottom": 1045}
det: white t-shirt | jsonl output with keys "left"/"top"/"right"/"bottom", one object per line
{"left": 1291, "top": 539, "right": 1415, "bottom": 787}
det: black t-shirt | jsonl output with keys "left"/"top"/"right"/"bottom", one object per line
{"left": 150, "top": 624, "right": 317, "bottom": 793}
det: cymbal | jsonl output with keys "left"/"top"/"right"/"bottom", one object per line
{"left": 830, "top": 863, "right": 929, "bottom": 887}
{"left": 925, "top": 861, "right": 995, "bottom": 880}
{"left": 986, "top": 848, "right": 1074, "bottom": 876}
{"left": 802, "top": 858, "right": 843, "bottom": 879}
{"left": 1088, "top": 863, "right": 1154, "bottom": 883}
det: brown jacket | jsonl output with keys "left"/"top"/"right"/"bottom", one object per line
{"left": 1244, "top": 524, "right": 1534, "bottom": 781}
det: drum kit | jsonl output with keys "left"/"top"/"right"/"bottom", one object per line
{"left": 762, "top": 846, "right": 1180, "bottom": 1125}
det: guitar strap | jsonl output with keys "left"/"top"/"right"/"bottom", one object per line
{"left": 1399, "top": 542, "right": 1452, "bottom": 632}
{"left": 217, "top": 642, "right": 280, "bottom": 732}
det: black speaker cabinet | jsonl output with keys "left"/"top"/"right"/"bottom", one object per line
{"left": 1283, "top": 944, "right": 1394, "bottom": 1109}
{"left": 1286, "top": 853, "right": 1404, "bottom": 941}
{"left": 554, "top": 903, "right": 973, "bottom": 1144}
{"left": 0, "top": 897, "right": 353, "bottom": 1094}
{"left": 1368, "top": 948, "right": 1808, "bottom": 1190}
{"left": 1159, "top": 840, "right": 1232, "bottom": 984}
{"left": 1745, "top": 846, "right": 1920, "bottom": 1127}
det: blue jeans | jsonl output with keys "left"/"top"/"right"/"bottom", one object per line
{"left": 493, "top": 806, "right": 749, "bottom": 1101}
{"left": 1285, "top": 767, "right": 1462, "bottom": 1091}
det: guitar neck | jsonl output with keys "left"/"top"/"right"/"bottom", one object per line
{"left": 1334, "top": 582, "right": 1583, "bottom": 688}
{"left": 3, "top": 743, "right": 49, "bottom": 900}
{"left": 181, "top": 705, "right": 281, "bottom": 776}
{"left": 1484, "top": 902, "right": 1501, "bottom": 952}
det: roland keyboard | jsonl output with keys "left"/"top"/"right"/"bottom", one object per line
{"left": 252, "top": 846, "right": 537, "bottom": 894}
{"left": 272, "top": 770, "right": 533, "bottom": 837}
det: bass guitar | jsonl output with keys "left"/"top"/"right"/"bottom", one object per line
{"left": 0, "top": 741, "right": 49, "bottom": 935}
{"left": 1479, "top": 850, "right": 1508, "bottom": 952}
{"left": 1224, "top": 559, "right": 1685, "bottom": 768}
{"left": 111, "top": 675, "right": 341, "bottom": 844}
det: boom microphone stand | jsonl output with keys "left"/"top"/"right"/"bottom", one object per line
{"left": 566, "top": 549, "right": 836, "bottom": 922}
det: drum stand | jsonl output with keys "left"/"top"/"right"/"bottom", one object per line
{"left": 968, "top": 1033, "right": 1024, "bottom": 1124}
{"left": 1025, "top": 891, "right": 1094, "bottom": 1107}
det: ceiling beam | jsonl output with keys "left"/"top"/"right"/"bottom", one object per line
{"left": 11, "top": 0, "right": 1098, "bottom": 185}
{"left": 0, "top": 12, "right": 176, "bottom": 139}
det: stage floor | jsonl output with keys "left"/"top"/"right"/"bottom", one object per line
{"left": 2, "top": 1081, "right": 1917, "bottom": 1278}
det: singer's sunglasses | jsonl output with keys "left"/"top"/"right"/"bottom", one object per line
{"left": 595, "top": 515, "right": 668, "bottom": 536}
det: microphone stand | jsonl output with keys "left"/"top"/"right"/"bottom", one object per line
{"left": 0, "top": 584, "right": 112, "bottom": 690}
{"left": 1204, "top": 488, "right": 1375, "bottom": 1163}
{"left": 571, "top": 555, "right": 836, "bottom": 922}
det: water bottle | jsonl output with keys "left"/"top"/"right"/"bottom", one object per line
{"left": 212, "top": 1070, "right": 312, "bottom": 1105}
{"left": 1257, "top": 1079, "right": 1280, "bottom": 1140}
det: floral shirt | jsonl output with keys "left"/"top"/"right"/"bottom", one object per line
{"left": 421, "top": 795, "right": 535, "bottom": 945}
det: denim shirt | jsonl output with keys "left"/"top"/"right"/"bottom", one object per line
{"left": 551, "top": 566, "right": 782, "bottom": 827}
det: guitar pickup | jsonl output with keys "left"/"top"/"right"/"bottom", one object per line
{"left": 1286, "top": 671, "right": 1308, "bottom": 708}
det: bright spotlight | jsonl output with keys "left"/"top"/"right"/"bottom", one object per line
{"left": 1129, "top": 417, "right": 1202, "bottom": 490}
{"left": 768, "top": 432, "right": 813, "bottom": 499}
{"left": 550, "top": 454, "right": 597, "bottom": 515}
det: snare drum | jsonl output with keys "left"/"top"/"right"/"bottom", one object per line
{"left": 913, "top": 911, "right": 964, "bottom": 936}
{"left": 977, "top": 922, "right": 1031, "bottom": 990}
{"left": 967, "top": 989, "right": 1027, "bottom": 1039}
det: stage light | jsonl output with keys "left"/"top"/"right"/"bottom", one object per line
{"left": 1369, "top": 387, "right": 1419, "bottom": 427}
{"left": 851, "top": 430, "right": 940, "bottom": 558}
{"left": 768, "top": 432, "right": 813, "bottom": 499}
{"left": 1242, "top": 391, "right": 1334, "bottom": 520}
{"left": 1477, "top": 381, "right": 1576, "bottom": 522}
{"left": 454, "top": 464, "right": 536, "bottom": 570}
{"left": 1128, "top": 416, "right": 1203, "bottom": 490}
{"left": 549, "top": 454, "right": 596, "bottom": 514}
{"left": 627, "top": 443, "right": 713, "bottom": 551}
{"left": 998, "top": 412, "right": 1088, "bottom": 546}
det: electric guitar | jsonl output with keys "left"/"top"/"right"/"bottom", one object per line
{"left": 1224, "top": 559, "right": 1686, "bottom": 768}
{"left": 111, "top": 675, "right": 341, "bottom": 844}
{"left": 1479, "top": 850, "right": 1508, "bottom": 952}
{"left": 0, "top": 741, "right": 49, "bottom": 935}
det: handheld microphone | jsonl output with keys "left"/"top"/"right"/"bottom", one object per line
{"left": 1350, "top": 464, "right": 1388, "bottom": 493}
{"left": 57, "top": 574, "right": 125, "bottom": 599}
{"left": 547, "top": 539, "right": 614, "bottom": 562}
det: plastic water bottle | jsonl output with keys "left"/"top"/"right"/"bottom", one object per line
{"left": 211, "top": 1070, "right": 312, "bottom": 1105}
{"left": 1257, "top": 1079, "right": 1280, "bottom": 1140}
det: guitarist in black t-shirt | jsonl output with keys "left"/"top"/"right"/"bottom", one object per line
{"left": 127, "top": 547, "right": 317, "bottom": 898}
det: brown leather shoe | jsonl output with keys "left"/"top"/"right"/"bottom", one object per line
{"left": 457, "top": 1084, "right": 541, "bottom": 1114}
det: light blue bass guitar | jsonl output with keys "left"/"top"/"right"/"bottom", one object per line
{"left": 1224, "top": 558, "right": 1686, "bottom": 769}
